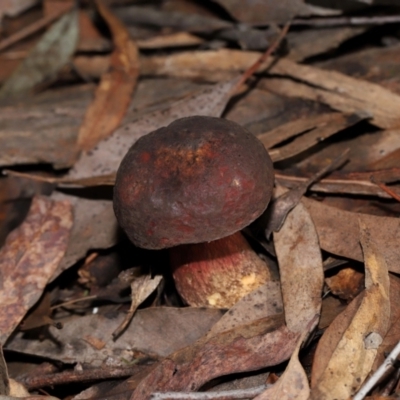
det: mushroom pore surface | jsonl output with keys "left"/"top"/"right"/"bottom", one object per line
{"left": 113, "top": 116, "right": 274, "bottom": 249}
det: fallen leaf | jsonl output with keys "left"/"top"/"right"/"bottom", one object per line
{"left": 112, "top": 274, "right": 163, "bottom": 338}
{"left": 0, "top": 346, "right": 10, "bottom": 395}
{"left": 303, "top": 197, "right": 400, "bottom": 274}
{"left": 130, "top": 315, "right": 299, "bottom": 400}
{"left": 264, "top": 112, "right": 364, "bottom": 162}
{"left": 212, "top": 0, "right": 338, "bottom": 24}
{"left": 0, "top": 196, "right": 73, "bottom": 345}
{"left": 265, "top": 151, "right": 348, "bottom": 238}
{"left": 263, "top": 58, "right": 400, "bottom": 129}
{"left": 6, "top": 307, "right": 224, "bottom": 364}
{"left": 66, "top": 77, "right": 241, "bottom": 181}
{"left": 325, "top": 267, "right": 364, "bottom": 301}
{"left": 77, "top": 1, "right": 139, "bottom": 151}
{"left": 0, "top": 9, "right": 79, "bottom": 99}
{"left": 50, "top": 192, "right": 116, "bottom": 281}
{"left": 273, "top": 199, "right": 323, "bottom": 333}
{"left": 254, "top": 327, "right": 311, "bottom": 400}
{"left": 207, "top": 281, "right": 283, "bottom": 336}
{"left": 372, "top": 275, "right": 400, "bottom": 371}
{"left": 310, "top": 219, "right": 390, "bottom": 400}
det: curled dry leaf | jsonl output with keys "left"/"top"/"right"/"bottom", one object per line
{"left": 273, "top": 199, "right": 323, "bottom": 333}
{"left": 303, "top": 197, "right": 400, "bottom": 274}
{"left": 112, "top": 274, "right": 163, "bottom": 338}
{"left": 310, "top": 219, "right": 390, "bottom": 400}
{"left": 0, "top": 196, "right": 73, "bottom": 345}
{"left": 77, "top": 1, "right": 139, "bottom": 151}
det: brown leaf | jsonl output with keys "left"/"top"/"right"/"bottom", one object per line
{"left": 262, "top": 112, "right": 364, "bottom": 162}
{"left": 274, "top": 200, "right": 323, "bottom": 333}
{"left": 66, "top": 77, "right": 241, "bottom": 181}
{"left": 50, "top": 192, "right": 117, "bottom": 281}
{"left": 325, "top": 267, "right": 364, "bottom": 301}
{"left": 263, "top": 58, "right": 400, "bottom": 129}
{"left": 207, "top": 281, "right": 283, "bottom": 336}
{"left": 210, "top": 0, "right": 338, "bottom": 25}
{"left": 372, "top": 274, "right": 400, "bottom": 371}
{"left": 254, "top": 328, "right": 311, "bottom": 400}
{"left": 0, "top": 196, "right": 73, "bottom": 345}
{"left": 131, "top": 315, "right": 299, "bottom": 400}
{"left": 6, "top": 308, "right": 224, "bottom": 363}
{"left": 310, "top": 219, "right": 390, "bottom": 400}
{"left": 303, "top": 197, "right": 400, "bottom": 274}
{"left": 77, "top": 1, "right": 139, "bottom": 151}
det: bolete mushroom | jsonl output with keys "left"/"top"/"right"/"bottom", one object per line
{"left": 113, "top": 116, "right": 274, "bottom": 308}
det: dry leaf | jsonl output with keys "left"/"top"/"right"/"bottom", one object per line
{"left": 273, "top": 199, "right": 323, "bottom": 333}
{"left": 0, "top": 9, "right": 79, "bottom": 99}
{"left": 6, "top": 308, "right": 224, "bottom": 364}
{"left": 77, "top": 1, "right": 139, "bottom": 151}
{"left": 310, "top": 219, "right": 390, "bottom": 400}
{"left": 207, "top": 281, "right": 283, "bottom": 336}
{"left": 131, "top": 315, "right": 299, "bottom": 400}
{"left": 325, "top": 267, "right": 364, "bottom": 301}
{"left": 207, "top": 0, "right": 338, "bottom": 25}
{"left": 254, "top": 328, "right": 311, "bottom": 400}
{"left": 372, "top": 275, "right": 400, "bottom": 371}
{"left": 0, "top": 196, "right": 73, "bottom": 345}
{"left": 66, "top": 77, "right": 241, "bottom": 181}
{"left": 113, "top": 274, "right": 163, "bottom": 338}
{"left": 50, "top": 192, "right": 116, "bottom": 280}
{"left": 303, "top": 197, "right": 400, "bottom": 274}
{"left": 265, "top": 112, "right": 364, "bottom": 162}
{"left": 0, "top": 346, "right": 9, "bottom": 395}
{"left": 263, "top": 58, "right": 400, "bottom": 129}
{"left": 140, "top": 49, "right": 400, "bottom": 129}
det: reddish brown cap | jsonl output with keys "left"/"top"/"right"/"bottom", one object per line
{"left": 113, "top": 116, "right": 274, "bottom": 249}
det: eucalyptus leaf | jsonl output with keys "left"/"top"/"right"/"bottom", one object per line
{"left": 0, "top": 9, "right": 79, "bottom": 99}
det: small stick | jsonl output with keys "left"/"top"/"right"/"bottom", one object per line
{"left": 19, "top": 364, "right": 155, "bottom": 390}
{"left": 292, "top": 15, "right": 400, "bottom": 27}
{"left": 370, "top": 177, "right": 400, "bottom": 202}
{"left": 233, "top": 21, "right": 291, "bottom": 92}
{"left": 353, "top": 340, "right": 400, "bottom": 400}
{"left": 150, "top": 384, "right": 269, "bottom": 400}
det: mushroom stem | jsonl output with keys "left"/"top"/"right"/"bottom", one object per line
{"left": 170, "top": 231, "right": 271, "bottom": 308}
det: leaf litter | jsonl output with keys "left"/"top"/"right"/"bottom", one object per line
{"left": 0, "top": 1, "right": 400, "bottom": 399}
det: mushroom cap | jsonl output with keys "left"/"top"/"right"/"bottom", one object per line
{"left": 113, "top": 116, "right": 274, "bottom": 249}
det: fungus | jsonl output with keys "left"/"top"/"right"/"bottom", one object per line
{"left": 113, "top": 116, "right": 274, "bottom": 308}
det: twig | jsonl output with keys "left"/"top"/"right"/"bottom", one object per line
{"left": 150, "top": 385, "right": 269, "bottom": 400}
{"left": 0, "top": 7, "right": 72, "bottom": 53}
{"left": 234, "top": 21, "right": 291, "bottom": 91}
{"left": 292, "top": 15, "right": 400, "bottom": 27}
{"left": 370, "top": 177, "right": 400, "bottom": 202}
{"left": 353, "top": 340, "right": 400, "bottom": 400}
{"left": 19, "top": 364, "right": 155, "bottom": 390}
{"left": 50, "top": 295, "right": 97, "bottom": 310}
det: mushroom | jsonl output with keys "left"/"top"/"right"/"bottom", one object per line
{"left": 113, "top": 116, "right": 274, "bottom": 308}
